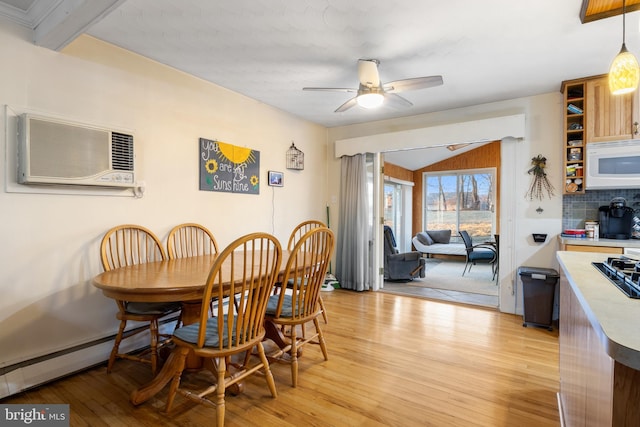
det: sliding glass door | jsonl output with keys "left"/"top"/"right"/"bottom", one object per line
{"left": 423, "top": 168, "right": 496, "bottom": 243}
{"left": 383, "top": 179, "right": 414, "bottom": 251}
{"left": 384, "top": 181, "right": 402, "bottom": 240}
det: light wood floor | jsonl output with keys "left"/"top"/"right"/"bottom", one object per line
{"left": 2, "top": 290, "right": 560, "bottom": 426}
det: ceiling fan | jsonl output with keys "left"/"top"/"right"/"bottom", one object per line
{"left": 303, "top": 59, "right": 443, "bottom": 112}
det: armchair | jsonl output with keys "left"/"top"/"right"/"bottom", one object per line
{"left": 383, "top": 226, "right": 426, "bottom": 281}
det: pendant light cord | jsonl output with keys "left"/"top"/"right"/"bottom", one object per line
{"left": 623, "top": 0, "right": 627, "bottom": 46}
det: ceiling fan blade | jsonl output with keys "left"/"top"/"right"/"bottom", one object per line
{"left": 384, "top": 93, "right": 413, "bottom": 108}
{"left": 335, "top": 97, "right": 358, "bottom": 113}
{"left": 303, "top": 87, "right": 357, "bottom": 93}
{"left": 358, "top": 59, "right": 381, "bottom": 87}
{"left": 383, "top": 76, "right": 443, "bottom": 93}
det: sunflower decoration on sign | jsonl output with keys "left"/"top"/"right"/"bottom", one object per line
{"left": 205, "top": 159, "right": 218, "bottom": 174}
{"left": 525, "top": 154, "right": 555, "bottom": 201}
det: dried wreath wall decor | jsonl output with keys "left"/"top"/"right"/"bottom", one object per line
{"left": 525, "top": 154, "right": 555, "bottom": 201}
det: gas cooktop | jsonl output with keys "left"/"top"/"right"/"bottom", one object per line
{"left": 592, "top": 256, "right": 640, "bottom": 299}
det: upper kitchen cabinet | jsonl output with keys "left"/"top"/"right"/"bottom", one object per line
{"left": 561, "top": 79, "right": 586, "bottom": 194}
{"left": 561, "top": 74, "right": 638, "bottom": 195}
{"left": 585, "top": 75, "right": 636, "bottom": 143}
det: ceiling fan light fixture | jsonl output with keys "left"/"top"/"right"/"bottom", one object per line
{"left": 446, "top": 143, "right": 471, "bottom": 151}
{"left": 357, "top": 93, "right": 384, "bottom": 109}
{"left": 609, "top": 0, "right": 639, "bottom": 95}
{"left": 304, "top": 58, "right": 443, "bottom": 113}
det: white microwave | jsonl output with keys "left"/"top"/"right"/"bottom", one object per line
{"left": 586, "top": 140, "right": 640, "bottom": 190}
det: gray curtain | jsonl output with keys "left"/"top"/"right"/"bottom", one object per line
{"left": 336, "top": 154, "right": 371, "bottom": 291}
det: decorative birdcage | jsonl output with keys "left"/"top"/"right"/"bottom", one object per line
{"left": 286, "top": 142, "right": 304, "bottom": 170}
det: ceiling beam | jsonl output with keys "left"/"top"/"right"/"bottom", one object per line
{"left": 34, "top": 0, "right": 125, "bottom": 50}
{"left": 581, "top": 0, "right": 640, "bottom": 23}
{"left": 0, "top": 0, "right": 59, "bottom": 28}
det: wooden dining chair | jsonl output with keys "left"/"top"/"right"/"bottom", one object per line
{"left": 167, "top": 223, "right": 219, "bottom": 259}
{"left": 164, "top": 232, "right": 282, "bottom": 426}
{"left": 286, "top": 220, "right": 326, "bottom": 251}
{"left": 265, "top": 227, "right": 335, "bottom": 387}
{"left": 100, "top": 224, "right": 182, "bottom": 375}
{"left": 284, "top": 220, "right": 329, "bottom": 324}
{"left": 167, "top": 223, "right": 221, "bottom": 314}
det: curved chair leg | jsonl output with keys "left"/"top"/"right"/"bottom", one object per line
{"left": 318, "top": 296, "right": 328, "bottom": 324}
{"left": 314, "top": 317, "right": 329, "bottom": 361}
{"left": 256, "top": 342, "right": 278, "bottom": 398}
{"left": 107, "top": 319, "right": 127, "bottom": 373}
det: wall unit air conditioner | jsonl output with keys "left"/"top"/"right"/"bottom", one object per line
{"left": 17, "top": 113, "right": 135, "bottom": 188}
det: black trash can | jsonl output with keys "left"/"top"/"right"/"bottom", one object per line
{"left": 518, "top": 266, "right": 559, "bottom": 331}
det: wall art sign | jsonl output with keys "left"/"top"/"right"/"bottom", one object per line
{"left": 199, "top": 138, "right": 260, "bottom": 195}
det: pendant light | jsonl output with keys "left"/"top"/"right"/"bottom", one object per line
{"left": 609, "top": 0, "right": 640, "bottom": 95}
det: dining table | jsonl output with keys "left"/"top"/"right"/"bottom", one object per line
{"left": 92, "top": 250, "right": 294, "bottom": 405}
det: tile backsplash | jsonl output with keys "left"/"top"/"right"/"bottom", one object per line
{"left": 562, "top": 189, "right": 640, "bottom": 230}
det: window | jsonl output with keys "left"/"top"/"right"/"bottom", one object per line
{"left": 423, "top": 168, "right": 496, "bottom": 243}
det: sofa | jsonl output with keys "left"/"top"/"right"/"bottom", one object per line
{"left": 411, "top": 229, "right": 467, "bottom": 257}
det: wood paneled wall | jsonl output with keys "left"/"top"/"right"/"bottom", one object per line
{"left": 383, "top": 162, "right": 414, "bottom": 182}
{"left": 383, "top": 142, "right": 501, "bottom": 240}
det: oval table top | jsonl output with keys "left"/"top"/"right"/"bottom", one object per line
{"left": 92, "top": 251, "right": 291, "bottom": 303}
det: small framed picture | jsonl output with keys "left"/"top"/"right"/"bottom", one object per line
{"left": 268, "top": 170, "right": 283, "bottom": 187}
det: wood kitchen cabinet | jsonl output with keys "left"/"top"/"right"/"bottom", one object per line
{"left": 562, "top": 244, "right": 623, "bottom": 254}
{"left": 585, "top": 75, "right": 635, "bottom": 143}
{"left": 557, "top": 236, "right": 627, "bottom": 254}
{"left": 561, "top": 79, "right": 586, "bottom": 194}
{"left": 561, "top": 74, "right": 638, "bottom": 195}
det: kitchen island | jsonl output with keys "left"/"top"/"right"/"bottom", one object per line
{"left": 556, "top": 251, "right": 640, "bottom": 427}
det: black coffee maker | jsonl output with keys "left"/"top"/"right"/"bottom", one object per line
{"left": 599, "top": 197, "right": 634, "bottom": 239}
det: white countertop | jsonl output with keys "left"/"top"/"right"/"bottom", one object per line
{"left": 556, "top": 251, "right": 640, "bottom": 370}
{"left": 558, "top": 236, "right": 640, "bottom": 248}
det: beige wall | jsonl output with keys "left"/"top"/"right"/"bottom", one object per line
{"left": 0, "top": 22, "right": 328, "bottom": 382}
